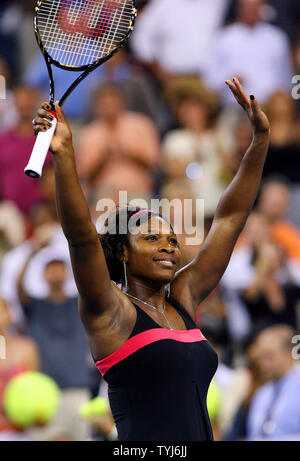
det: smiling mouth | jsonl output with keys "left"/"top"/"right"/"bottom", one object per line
{"left": 153, "top": 258, "right": 176, "bottom": 267}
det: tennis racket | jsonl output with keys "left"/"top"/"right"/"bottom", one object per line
{"left": 25, "top": 0, "right": 137, "bottom": 178}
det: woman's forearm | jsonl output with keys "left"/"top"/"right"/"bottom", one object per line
{"left": 215, "top": 130, "right": 270, "bottom": 226}
{"left": 52, "top": 145, "right": 96, "bottom": 244}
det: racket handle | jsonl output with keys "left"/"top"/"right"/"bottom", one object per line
{"left": 24, "top": 115, "right": 57, "bottom": 178}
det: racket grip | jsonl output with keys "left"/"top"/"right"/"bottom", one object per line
{"left": 24, "top": 115, "right": 57, "bottom": 178}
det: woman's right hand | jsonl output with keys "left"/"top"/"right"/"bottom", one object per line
{"left": 33, "top": 101, "right": 72, "bottom": 155}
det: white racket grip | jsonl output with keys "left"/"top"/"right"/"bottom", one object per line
{"left": 25, "top": 117, "right": 57, "bottom": 178}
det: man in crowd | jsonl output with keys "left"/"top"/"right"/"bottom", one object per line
{"left": 247, "top": 325, "right": 300, "bottom": 440}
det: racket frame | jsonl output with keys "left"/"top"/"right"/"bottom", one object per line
{"left": 34, "top": 0, "right": 138, "bottom": 108}
{"left": 25, "top": 0, "right": 137, "bottom": 178}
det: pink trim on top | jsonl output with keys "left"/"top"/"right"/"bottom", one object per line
{"left": 96, "top": 328, "right": 206, "bottom": 376}
{"left": 131, "top": 209, "right": 154, "bottom": 218}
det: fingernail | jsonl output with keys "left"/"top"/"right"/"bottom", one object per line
{"left": 46, "top": 105, "right": 51, "bottom": 110}
{"left": 48, "top": 122, "right": 52, "bottom": 127}
{"left": 49, "top": 115, "right": 54, "bottom": 120}
{"left": 250, "top": 95, "right": 254, "bottom": 100}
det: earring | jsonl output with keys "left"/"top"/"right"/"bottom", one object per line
{"left": 123, "top": 261, "right": 128, "bottom": 291}
{"left": 165, "top": 283, "right": 170, "bottom": 297}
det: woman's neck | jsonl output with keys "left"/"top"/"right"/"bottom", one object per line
{"left": 125, "top": 280, "right": 167, "bottom": 304}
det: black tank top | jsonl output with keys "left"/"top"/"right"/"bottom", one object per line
{"left": 95, "top": 296, "right": 218, "bottom": 441}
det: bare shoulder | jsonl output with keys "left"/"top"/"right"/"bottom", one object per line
{"left": 78, "top": 281, "right": 138, "bottom": 361}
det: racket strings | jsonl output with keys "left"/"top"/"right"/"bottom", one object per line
{"left": 37, "top": 0, "right": 134, "bottom": 68}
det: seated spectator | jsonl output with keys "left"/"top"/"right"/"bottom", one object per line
{"left": 131, "top": 0, "right": 230, "bottom": 79}
{"left": 0, "top": 85, "right": 52, "bottom": 216}
{"left": 76, "top": 84, "right": 160, "bottom": 202}
{"left": 257, "top": 177, "right": 300, "bottom": 263}
{"left": 0, "top": 297, "right": 39, "bottom": 436}
{"left": 162, "top": 76, "right": 227, "bottom": 216}
{"left": 247, "top": 325, "right": 300, "bottom": 440}
{"left": 18, "top": 257, "right": 91, "bottom": 441}
{"left": 204, "top": 0, "right": 293, "bottom": 106}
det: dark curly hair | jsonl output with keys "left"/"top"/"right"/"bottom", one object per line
{"left": 98, "top": 205, "right": 173, "bottom": 284}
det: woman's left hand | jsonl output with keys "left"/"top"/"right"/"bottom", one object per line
{"left": 225, "top": 77, "right": 270, "bottom": 134}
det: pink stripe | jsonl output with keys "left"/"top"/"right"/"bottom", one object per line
{"left": 131, "top": 209, "right": 154, "bottom": 218}
{"left": 96, "top": 328, "right": 206, "bottom": 376}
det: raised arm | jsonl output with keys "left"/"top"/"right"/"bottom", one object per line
{"left": 171, "top": 78, "right": 270, "bottom": 311}
{"left": 33, "top": 102, "right": 119, "bottom": 323}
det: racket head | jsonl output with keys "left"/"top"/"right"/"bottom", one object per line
{"left": 34, "top": 0, "right": 137, "bottom": 72}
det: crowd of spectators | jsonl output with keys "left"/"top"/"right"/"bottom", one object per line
{"left": 0, "top": 0, "right": 300, "bottom": 441}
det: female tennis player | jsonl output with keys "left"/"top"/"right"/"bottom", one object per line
{"left": 32, "top": 78, "right": 270, "bottom": 441}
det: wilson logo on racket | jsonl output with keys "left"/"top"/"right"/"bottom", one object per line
{"left": 57, "top": 0, "right": 120, "bottom": 38}
{"left": 25, "top": 0, "right": 137, "bottom": 179}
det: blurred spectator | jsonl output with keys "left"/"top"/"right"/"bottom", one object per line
{"left": 162, "top": 76, "right": 227, "bottom": 216}
{"left": 23, "top": 46, "right": 163, "bottom": 126}
{"left": 263, "top": 91, "right": 300, "bottom": 183}
{"left": 0, "top": 204, "right": 76, "bottom": 330}
{"left": 257, "top": 177, "right": 300, "bottom": 264}
{"left": 23, "top": 53, "right": 103, "bottom": 122}
{"left": 0, "top": 57, "right": 19, "bottom": 133}
{"left": 131, "top": 0, "right": 230, "bottom": 81}
{"left": 218, "top": 118, "right": 252, "bottom": 186}
{"left": 88, "top": 48, "right": 166, "bottom": 133}
{"left": 240, "top": 240, "right": 300, "bottom": 333}
{"left": 0, "top": 2, "right": 21, "bottom": 78}
{"left": 76, "top": 84, "right": 160, "bottom": 202}
{"left": 18, "top": 257, "right": 91, "bottom": 441}
{"left": 222, "top": 210, "right": 300, "bottom": 343}
{"left": 18, "top": 1, "right": 39, "bottom": 76}
{"left": 204, "top": 0, "right": 293, "bottom": 106}
{"left": 227, "top": 0, "right": 300, "bottom": 45}
{"left": 222, "top": 332, "right": 267, "bottom": 440}
{"left": 247, "top": 325, "right": 300, "bottom": 440}
{"left": 260, "top": 0, "right": 300, "bottom": 46}
{"left": 0, "top": 202, "right": 26, "bottom": 264}
{"left": 0, "top": 85, "right": 52, "bottom": 216}
{"left": 261, "top": 92, "right": 300, "bottom": 227}
{"left": 0, "top": 297, "right": 39, "bottom": 436}
{"left": 294, "top": 31, "right": 300, "bottom": 76}
{"left": 221, "top": 211, "right": 271, "bottom": 342}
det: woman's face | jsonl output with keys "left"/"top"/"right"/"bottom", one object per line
{"left": 267, "top": 93, "right": 294, "bottom": 121}
{"left": 176, "top": 99, "right": 209, "bottom": 131}
{"left": 125, "top": 216, "right": 181, "bottom": 285}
